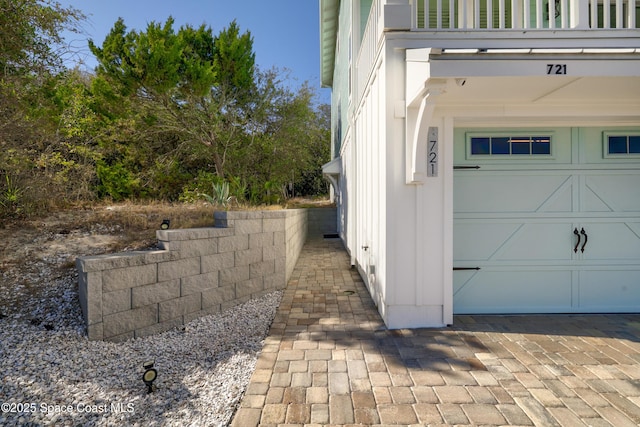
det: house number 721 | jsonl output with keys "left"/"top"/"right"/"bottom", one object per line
{"left": 427, "top": 127, "right": 438, "bottom": 177}
{"left": 546, "top": 64, "right": 567, "bottom": 75}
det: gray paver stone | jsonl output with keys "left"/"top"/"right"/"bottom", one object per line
{"left": 462, "top": 403, "right": 507, "bottom": 424}
{"left": 329, "top": 394, "right": 354, "bottom": 424}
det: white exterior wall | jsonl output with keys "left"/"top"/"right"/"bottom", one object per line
{"left": 343, "top": 36, "right": 454, "bottom": 328}
{"left": 347, "top": 41, "right": 639, "bottom": 328}
{"left": 332, "top": 0, "right": 353, "bottom": 251}
{"left": 323, "top": 0, "right": 640, "bottom": 329}
{"left": 381, "top": 41, "right": 453, "bottom": 328}
{"left": 353, "top": 59, "right": 387, "bottom": 311}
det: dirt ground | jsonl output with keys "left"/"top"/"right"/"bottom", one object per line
{"left": 1, "top": 204, "right": 214, "bottom": 265}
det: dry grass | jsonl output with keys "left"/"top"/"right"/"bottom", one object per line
{"left": 78, "top": 201, "right": 218, "bottom": 251}
{"left": 285, "top": 197, "right": 335, "bottom": 209}
{"left": 0, "top": 198, "right": 335, "bottom": 317}
{"left": 64, "top": 198, "right": 333, "bottom": 250}
{"left": 95, "top": 201, "right": 216, "bottom": 229}
{"left": 84, "top": 198, "right": 333, "bottom": 250}
{"left": 0, "top": 198, "right": 334, "bottom": 260}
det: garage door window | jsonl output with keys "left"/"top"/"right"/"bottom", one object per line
{"left": 469, "top": 135, "right": 551, "bottom": 156}
{"left": 606, "top": 134, "right": 640, "bottom": 155}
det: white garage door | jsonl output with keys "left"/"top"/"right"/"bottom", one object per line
{"left": 453, "top": 127, "right": 640, "bottom": 314}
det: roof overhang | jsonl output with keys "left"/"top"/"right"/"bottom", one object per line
{"left": 319, "top": 0, "right": 340, "bottom": 88}
{"left": 405, "top": 47, "right": 640, "bottom": 184}
{"left": 322, "top": 156, "right": 341, "bottom": 176}
{"left": 322, "top": 156, "right": 342, "bottom": 193}
{"left": 407, "top": 48, "right": 640, "bottom": 108}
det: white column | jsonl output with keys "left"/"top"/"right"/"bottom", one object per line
{"left": 570, "top": 0, "right": 590, "bottom": 28}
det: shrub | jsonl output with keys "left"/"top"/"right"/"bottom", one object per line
{"left": 95, "top": 161, "right": 137, "bottom": 201}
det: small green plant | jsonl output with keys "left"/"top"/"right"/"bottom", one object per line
{"left": 0, "top": 175, "right": 24, "bottom": 216}
{"left": 179, "top": 171, "right": 219, "bottom": 203}
{"left": 201, "top": 180, "right": 232, "bottom": 207}
{"left": 263, "top": 180, "right": 284, "bottom": 205}
{"left": 228, "top": 175, "right": 248, "bottom": 203}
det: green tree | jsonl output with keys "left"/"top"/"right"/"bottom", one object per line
{"left": 212, "top": 20, "right": 256, "bottom": 103}
{"left": 90, "top": 18, "right": 255, "bottom": 179}
{"left": 0, "top": 0, "right": 84, "bottom": 142}
{"left": 88, "top": 16, "right": 330, "bottom": 204}
{"left": 228, "top": 75, "right": 330, "bottom": 202}
{"left": 0, "top": 0, "right": 85, "bottom": 217}
{"left": 0, "top": 0, "right": 84, "bottom": 75}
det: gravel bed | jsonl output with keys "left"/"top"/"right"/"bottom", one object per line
{"left": 0, "top": 243, "right": 282, "bottom": 427}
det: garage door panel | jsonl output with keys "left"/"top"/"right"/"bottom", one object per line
{"left": 454, "top": 270, "right": 573, "bottom": 314}
{"left": 580, "top": 222, "right": 640, "bottom": 262}
{"left": 584, "top": 174, "right": 640, "bottom": 213}
{"left": 583, "top": 182, "right": 615, "bottom": 213}
{"left": 454, "top": 223, "right": 521, "bottom": 261}
{"left": 454, "top": 127, "right": 640, "bottom": 315}
{"left": 579, "top": 270, "right": 640, "bottom": 311}
{"left": 537, "top": 179, "right": 574, "bottom": 213}
{"left": 455, "top": 222, "right": 571, "bottom": 262}
{"left": 454, "top": 174, "right": 573, "bottom": 214}
{"left": 495, "top": 223, "right": 572, "bottom": 262}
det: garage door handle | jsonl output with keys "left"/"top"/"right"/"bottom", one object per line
{"left": 580, "top": 228, "right": 588, "bottom": 253}
{"left": 573, "top": 228, "right": 581, "bottom": 253}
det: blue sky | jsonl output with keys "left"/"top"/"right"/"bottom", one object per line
{"left": 58, "top": 0, "right": 329, "bottom": 101}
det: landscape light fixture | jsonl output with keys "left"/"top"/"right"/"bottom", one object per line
{"left": 160, "top": 219, "right": 170, "bottom": 230}
{"left": 142, "top": 360, "right": 158, "bottom": 393}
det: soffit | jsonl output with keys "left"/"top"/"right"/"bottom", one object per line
{"left": 426, "top": 48, "right": 640, "bottom": 105}
{"left": 436, "top": 76, "right": 640, "bottom": 105}
{"left": 320, "top": 0, "right": 340, "bottom": 88}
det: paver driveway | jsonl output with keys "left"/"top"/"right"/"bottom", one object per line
{"left": 232, "top": 238, "right": 640, "bottom": 426}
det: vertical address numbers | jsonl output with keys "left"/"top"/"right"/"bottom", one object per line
{"left": 427, "top": 127, "right": 438, "bottom": 177}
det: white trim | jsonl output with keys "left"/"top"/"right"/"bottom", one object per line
{"left": 466, "top": 132, "right": 556, "bottom": 159}
{"left": 443, "top": 48, "right": 640, "bottom": 54}
{"left": 433, "top": 48, "right": 640, "bottom": 78}
{"left": 443, "top": 116, "right": 455, "bottom": 326}
{"left": 603, "top": 131, "right": 640, "bottom": 159}
{"left": 431, "top": 59, "right": 640, "bottom": 77}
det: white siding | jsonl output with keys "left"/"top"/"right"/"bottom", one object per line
{"left": 322, "top": 0, "right": 640, "bottom": 329}
{"left": 352, "top": 60, "right": 386, "bottom": 309}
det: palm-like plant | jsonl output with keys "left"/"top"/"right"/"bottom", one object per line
{"left": 201, "top": 181, "right": 232, "bottom": 207}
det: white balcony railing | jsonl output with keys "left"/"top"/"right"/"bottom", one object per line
{"left": 411, "top": 0, "right": 638, "bottom": 29}
{"left": 355, "top": 0, "right": 637, "bottom": 103}
{"left": 355, "top": 0, "right": 383, "bottom": 105}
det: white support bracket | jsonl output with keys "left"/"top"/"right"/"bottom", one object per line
{"left": 405, "top": 48, "right": 446, "bottom": 185}
{"left": 406, "top": 92, "right": 435, "bottom": 184}
{"left": 322, "top": 157, "right": 342, "bottom": 197}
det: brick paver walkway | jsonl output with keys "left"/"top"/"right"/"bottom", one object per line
{"left": 231, "top": 238, "right": 640, "bottom": 426}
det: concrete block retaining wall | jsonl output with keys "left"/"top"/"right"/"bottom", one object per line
{"left": 77, "top": 209, "right": 308, "bottom": 342}
{"left": 308, "top": 207, "right": 338, "bottom": 238}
